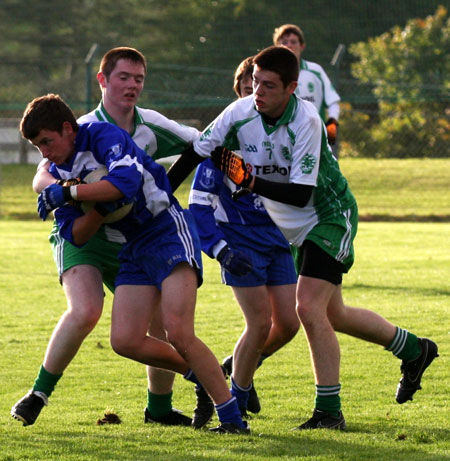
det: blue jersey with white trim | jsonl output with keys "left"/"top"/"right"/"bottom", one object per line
{"left": 50, "top": 122, "right": 178, "bottom": 244}
{"left": 189, "top": 158, "right": 286, "bottom": 258}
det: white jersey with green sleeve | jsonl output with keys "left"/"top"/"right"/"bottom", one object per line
{"left": 295, "top": 59, "right": 340, "bottom": 121}
{"left": 77, "top": 102, "right": 200, "bottom": 160}
{"left": 193, "top": 94, "right": 355, "bottom": 247}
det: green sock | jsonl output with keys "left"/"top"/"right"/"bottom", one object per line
{"left": 147, "top": 390, "right": 172, "bottom": 419}
{"left": 386, "top": 327, "right": 421, "bottom": 361}
{"left": 315, "top": 384, "right": 341, "bottom": 417}
{"left": 32, "top": 365, "right": 63, "bottom": 398}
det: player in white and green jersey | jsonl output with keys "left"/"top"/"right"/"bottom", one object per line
{"left": 12, "top": 48, "right": 199, "bottom": 428}
{"left": 273, "top": 24, "right": 340, "bottom": 146}
{"left": 167, "top": 45, "right": 438, "bottom": 431}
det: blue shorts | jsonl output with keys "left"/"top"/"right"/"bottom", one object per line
{"left": 219, "top": 222, "right": 297, "bottom": 287}
{"left": 116, "top": 206, "right": 203, "bottom": 290}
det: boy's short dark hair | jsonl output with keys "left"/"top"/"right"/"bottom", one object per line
{"left": 273, "top": 24, "right": 305, "bottom": 46}
{"left": 20, "top": 94, "right": 78, "bottom": 140}
{"left": 253, "top": 46, "right": 299, "bottom": 88}
{"left": 99, "top": 47, "right": 147, "bottom": 78}
{"left": 233, "top": 56, "right": 254, "bottom": 97}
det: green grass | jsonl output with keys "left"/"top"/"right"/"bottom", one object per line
{"left": 0, "top": 160, "right": 449, "bottom": 460}
{"left": 1, "top": 158, "right": 450, "bottom": 220}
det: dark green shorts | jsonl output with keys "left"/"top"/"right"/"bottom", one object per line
{"left": 292, "top": 204, "right": 358, "bottom": 277}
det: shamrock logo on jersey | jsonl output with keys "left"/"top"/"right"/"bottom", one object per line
{"left": 281, "top": 146, "right": 292, "bottom": 161}
{"left": 300, "top": 153, "right": 316, "bottom": 174}
{"left": 308, "top": 82, "right": 314, "bottom": 93}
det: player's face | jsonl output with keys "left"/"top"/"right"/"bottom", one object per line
{"left": 278, "top": 33, "right": 305, "bottom": 61}
{"left": 30, "top": 122, "right": 76, "bottom": 165}
{"left": 239, "top": 75, "right": 253, "bottom": 98}
{"left": 98, "top": 58, "right": 145, "bottom": 113}
{"left": 253, "top": 65, "right": 297, "bottom": 118}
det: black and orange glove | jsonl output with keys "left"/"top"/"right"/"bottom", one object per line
{"left": 325, "top": 118, "right": 339, "bottom": 145}
{"left": 211, "top": 146, "right": 253, "bottom": 188}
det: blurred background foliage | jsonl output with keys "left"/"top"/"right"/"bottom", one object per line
{"left": 0, "top": 0, "right": 448, "bottom": 158}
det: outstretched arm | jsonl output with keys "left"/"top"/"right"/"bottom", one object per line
{"left": 166, "top": 145, "right": 204, "bottom": 192}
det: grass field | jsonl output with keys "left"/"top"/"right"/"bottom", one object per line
{"left": 0, "top": 160, "right": 449, "bottom": 460}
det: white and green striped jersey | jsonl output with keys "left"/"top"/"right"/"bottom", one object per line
{"left": 193, "top": 94, "right": 355, "bottom": 247}
{"left": 78, "top": 101, "right": 200, "bottom": 161}
{"left": 296, "top": 59, "right": 340, "bottom": 121}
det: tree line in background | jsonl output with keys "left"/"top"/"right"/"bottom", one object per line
{"left": 0, "top": 0, "right": 448, "bottom": 157}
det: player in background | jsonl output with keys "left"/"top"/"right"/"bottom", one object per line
{"left": 273, "top": 24, "right": 340, "bottom": 149}
{"left": 187, "top": 56, "right": 299, "bottom": 428}
{"left": 11, "top": 48, "right": 199, "bottom": 428}
{"left": 166, "top": 45, "right": 438, "bottom": 430}
{"left": 232, "top": 56, "right": 254, "bottom": 98}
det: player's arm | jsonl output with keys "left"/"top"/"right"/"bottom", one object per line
{"left": 211, "top": 147, "right": 313, "bottom": 207}
{"left": 37, "top": 179, "right": 125, "bottom": 221}
{"left": 32, "top": 159, "right": 58, "bottom": 193}
{"left": 70, "top": 209, "right": 106, "bottom": 246}
{"left": 167, "top": 145, "right": 204, "bottom": 192}
{"left": 55, "top": 204, "right": 115, "bottom": 247}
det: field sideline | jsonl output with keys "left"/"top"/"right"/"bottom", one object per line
{"left": 0, "top": 160, "right": 449, "bottom": 460}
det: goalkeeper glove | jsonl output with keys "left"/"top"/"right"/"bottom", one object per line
{"left": 211, "top": 146, "right": 253, "bottom": 188}
{"left": 217, "top": 246, "right": 252, "bottom": 276}
{"left": 325, "top": 118, "right": 339, "bottom": 145}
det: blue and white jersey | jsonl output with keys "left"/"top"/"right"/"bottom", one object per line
{"left": 50, "top": 122, "right": 179, "bottom": 244}
{"left": 189, "top": 158, "right": 287, "bottom": 258}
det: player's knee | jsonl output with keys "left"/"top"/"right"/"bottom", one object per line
{"left": 110, "top": 331, "right": 138, "bottom": 358}
{"left": 165, "top": 325, "right": 195, "bottom": 358}
{"left": 247, "top": 315, "right": 272, "bottom": 342}
{"left": 295, "top": 297, "right": 319, "bottom": 327}
{"left": 66, "top": 303, "right": 102, "bottom": 332}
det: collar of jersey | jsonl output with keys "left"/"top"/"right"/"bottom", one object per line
{"left": 300, "top": 59, "right": 309, "bottom": 70}
{"left": 95, "top": 101, "right": 142, "bottom": 136}
{"left": 260, "top": 95, "right": 297, "bottom": 134}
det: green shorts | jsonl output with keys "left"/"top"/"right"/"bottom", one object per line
{"left": 49, "top": 224, "right": 122, "bottom": 293}
{"left": 292, "top": 203, "right": 358, "bottom": 276}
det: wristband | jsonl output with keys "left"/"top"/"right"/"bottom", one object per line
{"left": 70, "top": 185, "right": 78, "bottom": 200}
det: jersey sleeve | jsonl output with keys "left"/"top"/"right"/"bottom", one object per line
{"left": 193, "top": 102, "right": 238, "bottom": 158}
{"left": 87, "top": 123, "right": 145, "bottom": 201}
{"left": 318, "top": 64, "right": 341, "bottom": 109}
{"left": 188, "top": 159, "right": 228, "bottom": 258}
{"left": 138, "top": 109, "right": 200, "bottom": 160}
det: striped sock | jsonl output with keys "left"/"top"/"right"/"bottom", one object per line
{"left": 215, "top": 397, "right": 245, "bottom": 428}
{"left": 183, "top": 369, "right": 201, "bottom": 386}
{"left": 386, "top": 327, "right": 421, "bottom": 361}
{"left": 315, "top": 384, "right": 341, "bottom": 417}
{"left": 230, "top": 378, "right": 251, "bottom": 411}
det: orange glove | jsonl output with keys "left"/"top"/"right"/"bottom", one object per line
{"left": 211, "top": 146, "right": 252, "bottom": 188}
{"left": 325, "top": 118, "right": 339, "bottom": 145}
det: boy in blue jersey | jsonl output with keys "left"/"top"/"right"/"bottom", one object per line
{"left": 187, "top": 55, "right": 299, "bottom": 427}
{"left": 16, "top": 93, "right": 249, "bottom": 434}
{"left": 167, "top": 46, "right": 438, "bottom": 430}
{"left": 12, "top": 48, "right": 199, "bottom": 428}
